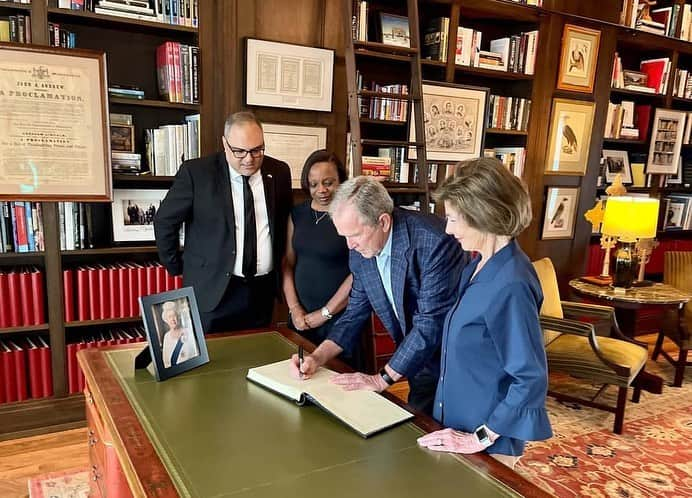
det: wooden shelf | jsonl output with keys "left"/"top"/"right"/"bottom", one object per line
{"left": 421, "top": 60, "right": 447, "bottom": 68}
{"left": 0, "top": 324, "right": 50, "bottom": 335}
{"left": 0, "top": 2, "right": 31, "bottom": 11}
{"left": 359, "top": 118, "right": 408, "bottom": 126}
{"left": 61, "top": 246, "right": 158, "bottom": 256}
{"left": 602, "top": 138, "right": 647, "bottom": 145}
{"left": 353, "top": 40, "right": 418, "bottom": 55}
{"left": 459, "top": 0, "right": 541, "bottom": 22}
{"left": 361, "top": 139, "right": 423, "bottom": 147}
{"left": 672, "top": 96, "right": 692, "bottom": 104}
{"left": 113, "top": 174, "right": 175, "bottom": 184}
{"left": 47, "top": 7, "right": 198, "bottom": 34}
{"left": 109, "top": 96, "right": 199, "bottom": 111}
{"left": 65, "top": 316, "right": 142, "bottom": 328}
{"left": 0, "top": 251, "right": 44, "bottom": 261}
{"left": 384, "top": 186, "right": 426, "bottom": 194}
{"left": 357, "top": 90, "right": 414, "bottom": 101}
{"left": 615, "top": 25, "right": 692, "bottom": 54}
{"left": 610, "top": 87, "right": 665, "bottom": 99}
{"left": 485, "top": 128, "right": 528, "bottom": 136}
{"left": 455, "top": 65, "right": 534, "bottom": 80}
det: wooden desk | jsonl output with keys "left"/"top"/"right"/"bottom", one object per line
{"left": 77, "top": 330, "right": 550, "bottom": 498}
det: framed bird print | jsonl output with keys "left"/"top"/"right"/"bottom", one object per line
{"left": 544, "top": 99, "right": 595, "bottom": 175}
{"left": 541, "top": 187, "right": 580, "bottom": 240}
{"left": 557, "top": 24, "right": 601, "bottom": 93}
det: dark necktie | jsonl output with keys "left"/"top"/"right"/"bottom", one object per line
{"left": 242, "top": 175, "right": 257, "bottom": 278}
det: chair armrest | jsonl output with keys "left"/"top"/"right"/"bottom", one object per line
{"left": 561, "top": 300, "right": 646, "bottom": 347}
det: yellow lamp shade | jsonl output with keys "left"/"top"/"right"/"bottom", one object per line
{"left": 601, "top": 196, "right": 660, "bottom": 242}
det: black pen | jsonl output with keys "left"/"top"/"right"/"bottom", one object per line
{"left": 298, "top": 345, "right": 304, "bottom": 379}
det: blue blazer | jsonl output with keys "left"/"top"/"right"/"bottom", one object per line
{"left": 328, "top": 208, "right": 465, "bottom": 378}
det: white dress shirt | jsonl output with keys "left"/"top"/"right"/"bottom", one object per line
{"left": 229, "top": 167, "right": 272, "bottom": 277}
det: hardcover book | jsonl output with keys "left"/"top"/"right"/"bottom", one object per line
{"left": 247, "top": 359, "right": 413, "bottom": 438}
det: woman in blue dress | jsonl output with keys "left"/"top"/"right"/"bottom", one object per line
{"left": 417, "top": 157, "right": 552, "bottom": 468}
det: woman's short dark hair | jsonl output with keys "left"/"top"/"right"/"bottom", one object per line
{"left": 300, "top": 150, "right": 348, "bottom": 193}
{"left": 433, "top": 157, "right": 532, "bottom": 238}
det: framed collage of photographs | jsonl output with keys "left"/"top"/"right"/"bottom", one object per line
{"left": 646, "top": 109, "right": 686, "bottom": 174}
{"left": 409, "top": 82, "right": 488, "bottom": 162}
{"left": 139, "top": 287, "right": 209, "bottom": 381}
{"left": 541, "top": 187, "right": 581, "bottom": 240}
{"left": 557, "top": 24, "right": 601, "bottom": 93}
{"left": 544, "top": 99, "right": 595, "bottom": 175}
{"left": 245, "top": 38, "right": 334, "bottom": 112}
{"left": 602, "top": 149, "right": 632, "bottom": 184}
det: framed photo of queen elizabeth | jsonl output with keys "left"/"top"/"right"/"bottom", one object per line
{"left": 139, "top": 287, "right": 209, "bottom": 381}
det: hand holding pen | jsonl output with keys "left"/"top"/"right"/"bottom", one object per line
{"left": 290, "top": 345, "right": 318, "bottom": 380}
{"left": 298, "top": 345, "right": 304, "bottom": 379}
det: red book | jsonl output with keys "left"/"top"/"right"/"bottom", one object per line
{"left": 0, "top": 340, "right": 16, "bottom": 402}
{"left": 87, "top": 266, "right": 100, "bottom": 321}
{"left": 9, "top": 340, "right": 28, "bottom": 401}
{"left": 37, "top": 337, "right": 53, "bottom": 397}
{"left": 66, "top": 342, "right": 79, "bottom": 394}
{"left": 166, "top": 271, "right": 176, "bottom": 291}
{"left": 30, "top": 268, "right": 45, "bottom": 324}
{"left": 76, "top": 267, "right": 89, "bottom": 321}
{"left": 18, "top": 269, "right": 34, "bottom": 326}
{"left": 25, "top": 337, "right": 43, "bottom": 399}
{"left": 146, "top": 264, "right": 157, "bottom": 296}
{"left": 635, "top": 104, "right": 652, "bottom": 143}
{"left": 97, "top": 265, "right": 110, "bottom": 320}
{"left": 0, "top": 271, "right": 10, "bottom": 328}
{"left": 7, "top": 271, "right": 22, "bottom": 327}
{"left": 76, "top": 340, "right": 89, "bottom": 392}
{"left": 108, "top": 265, "right": 120, "bottom": 319}
{"left": 639, "top": 58, "right": 669, "bottom": 93}
{"left": 156, "top": 264, "right": 166, "bottom": 293}
{"left": 127, "top": 263, "right": 139, "bottom": 317}
{"left": 173, "top": 275, "right": 183, "bottom": 289}
{"left": 63, "top": 269, "right": 75, "bottom": 322}
{"left": 136, "top": 263, "right": 147, "bottom": 305}
{"left": 117, "top": 263, "right": 130, "bottom": 318}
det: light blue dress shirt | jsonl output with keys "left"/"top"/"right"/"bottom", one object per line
{"left": 375, "top": 228, "right": 397, "bottom": 319}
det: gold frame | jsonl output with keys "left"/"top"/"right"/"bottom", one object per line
{"left": 557, "top": 24, "right": 601, "bottom": 94}
{"left": 541, "top": 187, "right": 581, "bottom": 240}
{"left": 544, "top": 98, "right": 595, "bottom": 175}
{"left": 0, "top": 43, "right": 111, "bottom": 201}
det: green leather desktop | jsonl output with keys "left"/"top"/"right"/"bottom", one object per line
{"left": 79, "top": 331, "right": 550, "bottom": 497}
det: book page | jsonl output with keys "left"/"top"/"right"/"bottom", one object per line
{"left": 246, "top": 359, "right": 413, "bottom": 437}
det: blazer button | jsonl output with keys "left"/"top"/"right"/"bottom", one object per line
{"left": 225, "top": 272, "right": 231, "bottom": 277}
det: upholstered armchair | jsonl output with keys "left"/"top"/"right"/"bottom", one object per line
{"left": 653, "top": 251, "right": 692, "bottom": 387}
{"left": 532, "top": 258, "right": 649, "bottom": 434}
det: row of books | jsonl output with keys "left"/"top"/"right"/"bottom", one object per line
{"left": 455, "top": 27, "right": 538, "bottom": 75}
{"left": 143, "top": 115, "right": 200, "bottom": 176}
{"left": 672, "top": 69, "right": 692, "bottom": 100}
{"left": 604, "top": 101, "right": 650, "bottom": 141}
{"left": 488, "top": 95, "right": 531, "bottom": 132}
{"left": 422, "top": 17, "right": 450, "bottom": 62}
{"left": 663, "top": 195, "right": 692, "bottom": 231}
{"left": 0, "top": 202, "right": 45, "bottom": 254}
{"left": 356, "top": 79, "right": 409, "bottom": 122}
{"left": 0, "top": 267, "right": 45, "bottom": 328}
{"left": 57, "top": 0, "right": 199, "bottom": 27}
{"left": 66, "top": 327, "right": 147, "bottom": 394}
{"left": 58, "top": 202, "right": 98, "bottom": 251}
{"left": 612, "top": 55, "right": 671, "bottom": 95}
{"left": 48, "top": 22, "right": 76, "bottom": 48}
{"left": 0, "top": 337, "right": 52, "bottom": 404}
{"left": 484, "top": 147, "right": 526, "bottom": 178}
{"left": 0, "top": 15, "right": 30, "bottom": 44}
{"left": 63, "top": 262, "right": 183, "bottom": 322}
{"left": 156, "top": 41, "right": 200, "bottom": 105}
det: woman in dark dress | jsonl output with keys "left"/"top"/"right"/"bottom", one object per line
{"left": 282, "top": 150, "right": 359, "bottom": 365}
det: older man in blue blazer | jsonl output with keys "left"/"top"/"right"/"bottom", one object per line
{"left": 292, "top": 176, "right": 465, "bottom": 414}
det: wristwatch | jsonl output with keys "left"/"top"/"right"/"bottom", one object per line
{"left": 320, "top": 306, "right": 333, "bottom": 320}
{"left": 379, "top": 368, "right": 396, "bottom": 386}
{"left": 473, "top": 424, "right": 495, "bottom": 448}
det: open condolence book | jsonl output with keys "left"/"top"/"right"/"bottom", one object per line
{"left": 246, "top": 359, "right": 413, "bottom": 438}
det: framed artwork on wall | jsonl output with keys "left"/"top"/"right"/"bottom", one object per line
{"left": 646, "top": 108, "right": 686, "bottom": 174}
{"left": 379, "top": 13, "right": 410, "bottom": 47}
{"left": 544, "top": 98, "right": 595, "bottom": 175}
{"left": 541, "top": 187, "right": 581, "bottom": 240}
{"left": 602, "top": 149, "right": 632, "bottom": 184}
{"left": 245, "top": 38, "right": 334, "bottom": 112}
{"left": 408, "top": 82, "right": 488, "bottom": 162}
{"left": 262, "top": 123, "right": 327, "bottom": 189}
{"left": 557, "top": 24, "right": 601, "bottom": 93}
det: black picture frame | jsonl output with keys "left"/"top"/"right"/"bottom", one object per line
{"left": 139, "top": 287, "right": 209, "bottom": 381}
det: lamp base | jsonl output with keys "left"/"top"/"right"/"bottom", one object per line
{"left": 632, "top": 279, "right": 655, "bottom": 287}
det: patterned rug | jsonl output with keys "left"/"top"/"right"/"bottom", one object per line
{"left": 27, "top": 468, "right": 90, "bottom": 498}
{"left": 516, "top": 359, "right": 692, "bottom": 498}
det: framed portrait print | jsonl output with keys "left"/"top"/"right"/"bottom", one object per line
{"left": 409, "top": 82, "right": 488, "bottom": 162}
{"left": 379, "top": 13, "right": 410, "bottom": 47}
{"left": 557, "top": 24, "right": 601, "bottom": 93}
{"left": 139, "top": 287, "right": 209, "bottom": 381}
{"left": 541, "top": 187, "right": 580, "bottom": 240}
{"left": 602, "top": 149, "right": 632, "bottom": 184}
{"left": 0, "top": 44, "right": 111, "bottom": 201}
{"left": 646, "top": 109, "right": 686, "bottom": 174}
{"left": 544, "top": 99, "right": 595, "bottom": 175}
{"left": 245, "top": 38, "right": 334, "bottom": 112}
{"left": 111, "top": 188, "right": 167, "bottom": 242}
{"left": 110, "top": 124, "right": 135, "bottom": 152}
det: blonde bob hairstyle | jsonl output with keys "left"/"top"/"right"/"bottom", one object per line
{"left": 433, "top": 157, "right": 532, "bottom": 238}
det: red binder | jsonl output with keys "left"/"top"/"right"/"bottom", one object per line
{"left": 76, "top": 267, "right": 89, "bottom": 321}
{"left": 166, "top": 271, "right": 176, "bottom": 291}
{"left": 7, "top": 271, "right": 22, "bottom": 327}
{"left": 117, "top": 263, "right": 130, "bottom": 318}
{"left": 156, "top": 264, "right": 166, "bottom": 293}
{"left": 76, "top": 340, "right": 89, "bottom": 392}
{"left": 9, "top": 340, "right": 28, "bottom": 401}
{"left": 174, "top": 275, "right": 183, "bottom": 289}
{"left": 0, "top": 340, "right": 16, "bottom": 402}
{"left": 108, "top": 265, "right": 120, "bottom": 319}
{"left": 146, "top": 264, "right": 157, "bottom": 296}
{"left": 135, "top": 263, "right": 146, "bottom": 311}
{"left": 0, "top": 271, "right": 10, "bottom": 328}
{"left": 18, "top": 268, "right": 34, "bottom": 326}
{"left": 66, "top": 342, "right": 79, "bottom": 394}
{"left": 30, "top": 268, "right": 45, "bottom": 324}
{"left": 63, "top": 269, "right": 75, "bottom": 322}
{"left": 87, "top": 266, "right": 100, "bottom": 321}
{"left": 127, "top": 263, "right": 139, "bottom": 317}
{"left": 25, "top": 337, "right": 43, "bottom": 399}
{"left": 37, "top": 336, "right": 53, "bottom": 397}
{"left": 97, "top": 265, "right": 110, "bottom": 320}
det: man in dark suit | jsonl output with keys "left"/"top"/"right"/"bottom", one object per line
{"left": 154, "top": 112, "right": 292, "bottom": 333}
{"left": 292, "top": 176, "right": 466, "bottom": 414}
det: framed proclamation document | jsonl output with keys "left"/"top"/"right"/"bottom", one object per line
{"left": 0, "top": 43, "right": 111, "bottom": 201}
{"left": 263, "top": 123, "right": 327, "bottom": 188}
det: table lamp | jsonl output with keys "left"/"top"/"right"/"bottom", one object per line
{"left": 601, "top": 196, "right": 660, "bottom": 289}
